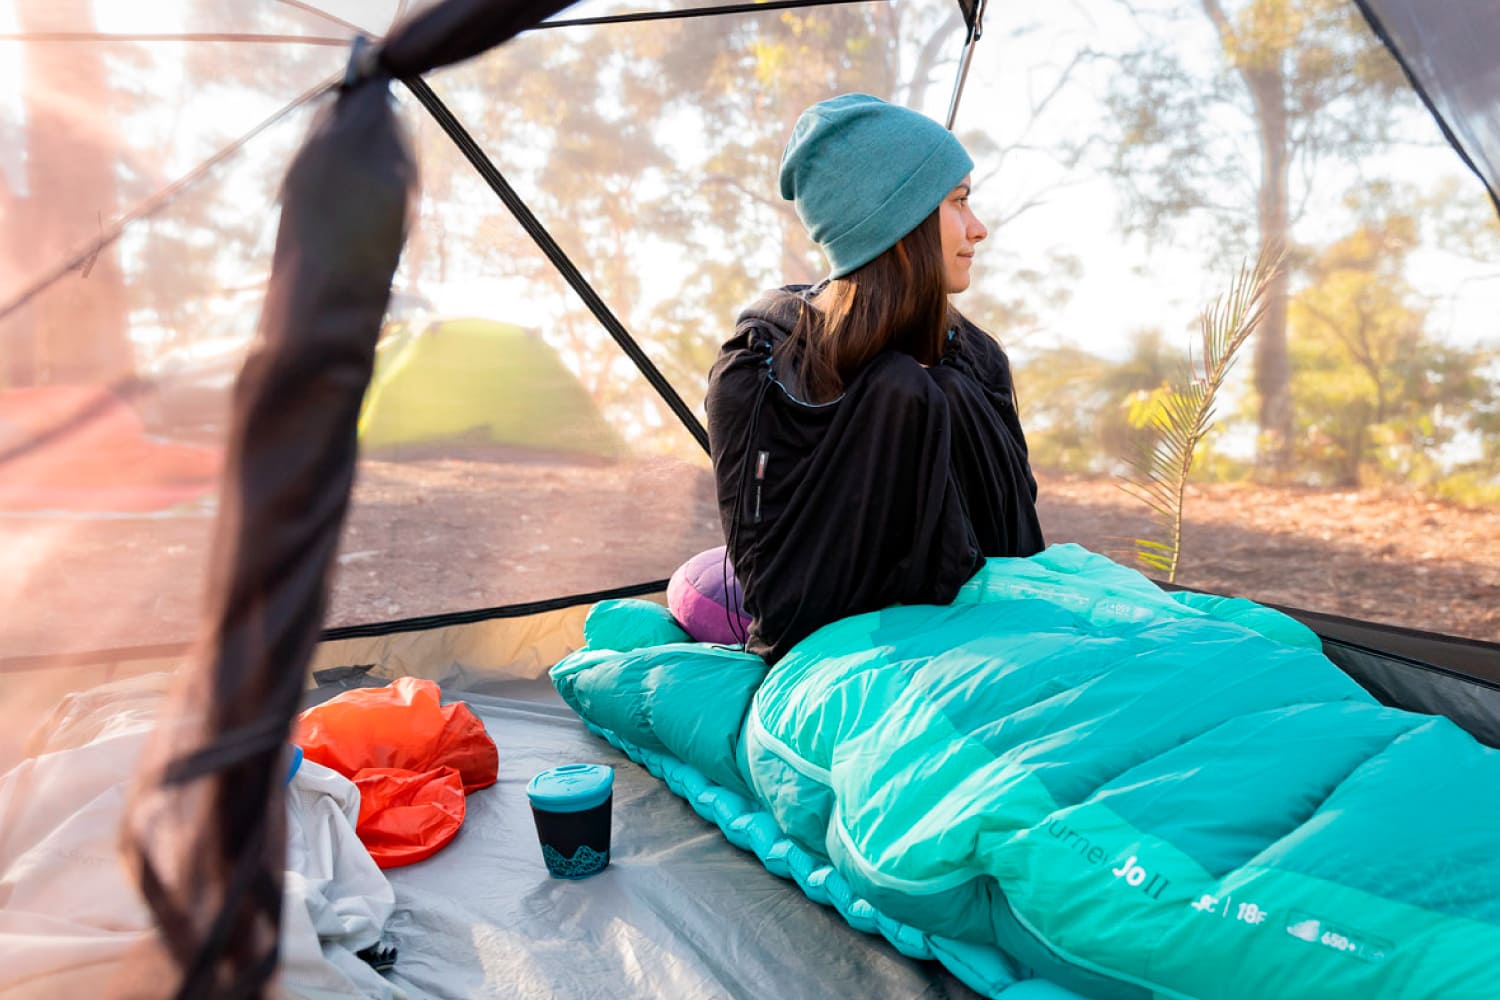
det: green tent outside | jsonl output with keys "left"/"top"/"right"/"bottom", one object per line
{"left": 357, "top": 317, "right": 621, "bottom": 460}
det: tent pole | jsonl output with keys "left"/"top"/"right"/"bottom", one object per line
{"left": 535, "top": 0, "right": 885, "bottom": 31}
{"left": 945, "top": 0, "right": 988, "bottom": 130}
{"left": 401, "top": 75, "right": 712, "bottom": 454}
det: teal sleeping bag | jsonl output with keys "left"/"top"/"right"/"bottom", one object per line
{"left": 552, "top": 544, "right": 1500, "bottom": 998}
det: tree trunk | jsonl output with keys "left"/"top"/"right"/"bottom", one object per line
{"left": 902, "top": 8, "right": 961, "bottom": 113}
{"left": 1248, "top": 66, "right": 1294, "bottom": 477}
{"left": 1344, "top": 423, "right": 1364, "bottom": 487}
{"left": 13, "top": 1, "right": 131, "bottom": 386}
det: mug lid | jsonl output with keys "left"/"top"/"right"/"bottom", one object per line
{"left": 527, "top": 763, "right": 614, "bottom": 812}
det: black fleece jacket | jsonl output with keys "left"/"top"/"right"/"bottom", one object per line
{"left": 706, "top": 286, "right": 1044, "bottom": 664}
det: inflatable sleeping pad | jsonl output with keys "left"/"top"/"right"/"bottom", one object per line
{"left": 551, "top": 544, "right": 1500, "bottom": 999}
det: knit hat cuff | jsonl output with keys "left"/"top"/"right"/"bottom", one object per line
{"left": 821, "top": 138, "right": 974, "bottom": 278}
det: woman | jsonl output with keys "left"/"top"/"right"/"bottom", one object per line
{"left": 706, "top": 93, "right": 1044, "bottom": 663}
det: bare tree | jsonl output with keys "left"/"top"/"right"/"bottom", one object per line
{"left": 1100, "top": 0, "right": 1405, "bottom": 476}
{"left": 9, "top": 0, "right": 131, "bottom": 385}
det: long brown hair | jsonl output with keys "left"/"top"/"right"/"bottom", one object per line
{"left": 780, "top": 208, "right": 954, "bottom": 403}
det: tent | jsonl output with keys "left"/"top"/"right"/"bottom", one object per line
{"left": 1, "top": 0, "right": 1498, "bottom": 996}
{"left": 357, "top": 317, "right": 623, "bottom": 460}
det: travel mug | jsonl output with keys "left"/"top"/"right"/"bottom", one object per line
{"left": 526, "top": 763, "right": 615, "bottom": 879}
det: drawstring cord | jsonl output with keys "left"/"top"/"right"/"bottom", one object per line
{"left": 721, "top": 344, "right": 774, "bottom": 648}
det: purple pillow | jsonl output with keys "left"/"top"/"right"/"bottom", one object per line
{"left": 667, "top": 546, "right": 750, "bottom": 645}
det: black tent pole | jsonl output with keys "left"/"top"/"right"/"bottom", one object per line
{"left": 401, "top": 74, "right": 712, "bottom": 454}
{"left": 535, "top": 0, "right": 883, "bottom": 31}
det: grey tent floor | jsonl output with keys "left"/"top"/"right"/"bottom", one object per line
{"left": 372, "top": 679, "right": 981, "bottom": 1000}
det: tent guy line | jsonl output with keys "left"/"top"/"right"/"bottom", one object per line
{"left": 0, "top": 33, "right": 354, "bottom": 45}
{"left": 0, "top": 1, "right": 888, "bottom": 47}
{"left": 0, "top": 73, "right": 339, "bottom": 326}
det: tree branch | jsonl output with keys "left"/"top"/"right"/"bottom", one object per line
{"left": 905, "top": 7, "right": 962, "bottom": 110}
{"left": 1199, "top": 0, "right": 1236, "bottom": 50}
{"left": 1028, "top": 49, "right": 1093, "bottom": 122}
{"left": 1301, "top": 297, "right": 1382, "bottom": 383}
{"left": 976, "top": 172, "right": 1097, "bottom": 231}
{"left": 702, "top": 172, "right": 787, "bottom": 214}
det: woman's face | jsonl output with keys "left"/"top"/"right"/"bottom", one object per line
{"left": 939, "top": 176, "right": 988, "bottom": 293}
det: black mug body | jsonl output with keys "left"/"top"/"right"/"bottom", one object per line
{"left": 531, "top": 795, "right": 612, "bottom": 878}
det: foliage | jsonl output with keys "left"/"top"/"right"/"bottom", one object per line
{"left": 1431, "top": 470, "right": 1500, "bottom": 509}
{"left": 408, "top": 1, "right": 1085, "bottom": 456}
{"left": 4, "top": 3, "right": 335, "bottom": 389}
{"left": 14, "top": 2, "right": 1496, "bottom": 507}
{"left": 1287, "top": 199, "right": 1500, "bottom": 489}
{"left": 1121, "top": 248, "right": 1281, "bottom": 581}
{"left": 1019, "top": 329, "right": 1180, "bottom": 475}
{"left": 1104, "top": 0, "right": 1406, "bottom": 243}
{"left": 1096, "top": 0, "right": 1409, "bottom": 471}
{"left": 1015, "top": 345, "right": 1120, "bottom": 473}
{"left": 406, "top": 6, "right": 942, "bottom": 454}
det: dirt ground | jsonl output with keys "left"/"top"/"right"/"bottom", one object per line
{"left": 3, "top": 456, "right": 1497, "bottom": 665}
{"left": 1034, "top": 471, "right": 1500, "bottom": 641}
{"left": 330, "top": 460, "right": 1500, "bottom": 643}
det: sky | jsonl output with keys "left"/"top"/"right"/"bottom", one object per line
{"left": 956, "top": 0, "right": 1500, "bottom": 362}
{"left": 4, "top": 0, "right": 1496, "bottom": 376}
{"left": 412, "top": 0, "right": 1500, "bottom": 372}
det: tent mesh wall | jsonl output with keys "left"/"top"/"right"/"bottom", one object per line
{"left": 0, "top": 0, "right": 962, "bottom": 767}
{"left": 0, "top": 0, "right": 963, "bottom": 658}
{"left": 2, "top": 0, "right": 1500, "bottom": 995}
{"left": 3, "top": 0, "right": 1499, "bottom": 789}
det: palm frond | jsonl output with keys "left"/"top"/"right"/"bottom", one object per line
{"left": 1124, "top": 246, "right": 1283, "bottom": 582}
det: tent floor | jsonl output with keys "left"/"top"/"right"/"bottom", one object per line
{"left": 377, "top": 679, "right": 981, "bottom": 999}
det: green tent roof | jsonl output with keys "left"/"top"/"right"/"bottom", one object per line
{"left": 357, "top": 317, "right": 622, "bottom": 460}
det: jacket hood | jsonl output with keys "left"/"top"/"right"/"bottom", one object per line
{"left": 734, "top": 285, "right": 815, "bottom": 346}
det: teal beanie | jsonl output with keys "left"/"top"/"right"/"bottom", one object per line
{"left": 779, "top": 93, "right": 974, "bottom": 278}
